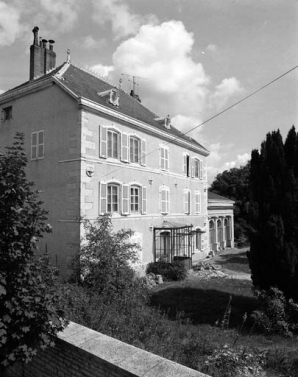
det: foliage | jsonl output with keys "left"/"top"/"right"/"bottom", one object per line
{"left": 248, "top": 127, "right": 298, "bottom": 300}
{"left": 146, "top": 260, "right": 187, "bottom": 281}
{"left": 251, "top": 287, "right": 298, "bottom": 336}
{"left": 203, "top": 344, "right": 266, "bottom": 377}
{"left": 210, "top": 162, "right": 251, "bottom": 241}
{"left": 75, "top": 214, "right": 140, "bottom": 297}
{"left": 0, "top": 133, "right": 66, "bottom": 370}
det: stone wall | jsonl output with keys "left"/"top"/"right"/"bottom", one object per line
{"left": 7, "top": 322, "right": 209, "bottom": 377}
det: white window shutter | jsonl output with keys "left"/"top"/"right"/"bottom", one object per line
{"left": 191, "top": 157, "right": 195, "bottom": 177}
{"left": 183, "top": 154, "right": 187, "bottom": 175}
{"left": 121, "top": 133, "right": 129, "bottom": 162}
{"left": 160, "top": 147, "right": 164, "bottom": 170}
{"left": 167, "top": 189, "right": 170, "bottom": 213}
{"left": 200, "top": 159, "right": 203, "bottom": 179}
{"left": 99, "top": 126, "right": 107, "bottom": 158}
{"left": 99, "top": 182, "right": 107, "bottom": 214}
{"left": 188, "top": 191, "right": 191, "bottom": 214}
{"left": 122, "top": 184, "right": 130, "bottom": 215}
{"left": 142, "top": 186, "right": 147, "bottom": 214}
{"left": 141, "top": 139, "right": 147, "bottom": 166}
{"left": 198, "top": 192, "right": 201, "bottom": 213}
{"left": 165, "top": 148, "right": 169, "bottom": 170}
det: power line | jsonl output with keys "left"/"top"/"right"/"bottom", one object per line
{"left": 99, "top": 65, "right": 298, "bottom": 180}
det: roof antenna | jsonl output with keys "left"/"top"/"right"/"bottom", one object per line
{"left": 118, "top": 77, "right": 123, "bottom": 90}
{"left": 121, "top": 73, "right": 147, "bottom": 103}
{"left": 67, "top": 49, "right": 71, "bottom": 63}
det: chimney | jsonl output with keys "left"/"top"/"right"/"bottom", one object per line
{"left": 29, "top": 27, "right": 56, "bottom": 80}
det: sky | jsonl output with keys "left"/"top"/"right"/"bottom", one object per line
{"left": 0, "top": 0, "right": 297, "bottom": 183}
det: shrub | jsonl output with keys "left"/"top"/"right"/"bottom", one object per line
{"left": 203, "top": 344, "right": 266, "bottom": 377}
{"left": 146, "top": 260, "right": 187, "bottom": 281}
{"left": 251, "top": 287, "right": 298, "bottom": 336}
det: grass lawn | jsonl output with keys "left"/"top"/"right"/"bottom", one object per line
{"left": 149, "top": 251, "right": 298, "bottom": 376}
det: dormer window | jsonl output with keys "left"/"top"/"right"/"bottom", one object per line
{"left": 2, "top": 106, "right": 12, "bottom": 121}
{"left": 155, "top": 115, "right": 171, "bottom": 129}
{"left": 98, "top": 88, "right": 119, "bottom": 107}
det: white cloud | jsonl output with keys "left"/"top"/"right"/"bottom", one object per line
{"left": 79, "top": 36, "right": 106, "bottom": 50}
{"left": 90, "top": 64, "right": 115, "bottom": 77}
{"left": 206, "top": 44, "right": 217, "bottom": 52}
{"left": 0, "top": 1, "right": 23, "bottom": 47}
{"left": 223, "top": 153, "right": 250, "bottom": 171}
{"left": 113, "top": 21, "right": 210, "bottom": 127}
{"left": 38, "top": 0, "right": 79, "bottom": 32}
{"left": 92, "top": 0, "right": 157, "bottom": 40}
{"left": 210, "top": 77, "right": 244, "bottom": 109}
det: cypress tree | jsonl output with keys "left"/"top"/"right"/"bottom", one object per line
{"left": 248, "top": 128, "right": 298, "bottom": 300}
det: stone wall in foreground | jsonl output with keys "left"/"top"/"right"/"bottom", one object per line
{"left": 7, "top": 321, "right": 209, "bottom": 377}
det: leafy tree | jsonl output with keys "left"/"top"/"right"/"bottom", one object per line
{"left": 248, "top": 127, "right": 298, "bottom": 301}
{"left": 210, "top": 162, "right": 251, "bottom": 241}
{"left": 0, "top": 133, "right": 66, "bottom": 370}
{"left": 74, "top": 214, "right": 140, "bottom": 297}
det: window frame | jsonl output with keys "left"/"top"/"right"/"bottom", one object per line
{"left": 107, "top": 128, "right": 120, "bottom": 159}
{"left": 129, "top": 136, "right": 141, "bottom": 164}
{"left": 107, "top": 183, "right": 120, "bottom": 214}
{"left": 2, "top": 106, "right": 12, "bottom": 121}
{"left": 31, "top": 130, "right": 44, "bottom": 160}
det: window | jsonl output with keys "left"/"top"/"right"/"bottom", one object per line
{"left": 160, "top": 146, "right": 169, "bottom": 170}
{"left": 107, "top": 129, "right": 119, "bottom": 158}
{"left": 160, "top": 186, "right": 170, "bottom": 214}
{"left": 184, "top": 190, "right": 190, "bottom": 214}
{"left": 31, "top": 130, "right": 44, "bottom": 160}
{"left": 2, "top": 106, "right": 12, "bottom": 121}
{"left": 183, "top": 153, "right": 190, "bottom": 177}
{"left": 195, "top": 191, "right": 201, "bottom": 214}
{"left": 192, "top": 158, "right": 203, "bottom": 179}
{"left": 107, "top": 184, "right": 119, "bottom": 213}
{"left": 130, "top": 136, "right": 140, "bottom": 163}
{"left": 130, "top": 186, "right": 140, "bottom": 213}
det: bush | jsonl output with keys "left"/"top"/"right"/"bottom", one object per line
{"left": 146, "top": 260, "right": 187, "bottom": 281}
{"left": 251, "top": 287, "right": 298, "bottom": 336}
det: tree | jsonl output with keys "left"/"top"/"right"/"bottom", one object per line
{"left": 210, "top": 162, "right": 251, "bottom": 241}
{"left": 75, "top": 215, "right": 140, "bottom": 297}
{"left": 248, "top": 127, "right": 298, "bottom": 301}
{"left": 0, "top": 133, "right": 66, "bottom": 370}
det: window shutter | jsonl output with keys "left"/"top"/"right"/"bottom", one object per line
{"left": 167, "top": 190, "right": 170, "bottom": 213}
{"left": 195, "top": 191, "right": 201, "bottom": 214}
{"left": 31, "top": 132, "right": 37, "bottom": 160}
{"left": 0, "top": 109, "right": 4, "bottom": 122}
{"left": 160, "top": 147, "right": 164, "bottom": 170}
{"left": 141, "top": 139, "right": 147, "bottom": 166}
{"left": 183, "top": 154, "right": 187, "bottom": 175}
{"left": 184, "top": 191, "right": 190, "bottom": 214}
{"left": 122, "top": 184, "right": 130, "bottom": 215}
{"left": 191, "top": 157, "right": 195, "bottom": 177}
{"left": 121, "top": 133, "right": 129, "bottom": 162}
{"left": 161, "top": 189, "right": 166, "bottom": 213}
{"left": 165, "top": 148, "right": 169, "bottom": 170}
{"left": 142, "top": 186, "right": 147, "bottom": 214}
{"left": 199, "top": 160, "right": 203, "bottom": 179}
{"left": 99, "top": 126, "right": 107, "bottom": 158}
{"left": 99, "top": 182, "right": 107, "bottom": 214}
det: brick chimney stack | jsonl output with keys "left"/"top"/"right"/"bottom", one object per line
{"left": 29, "top": 26, "right": 56, "bottom": 80}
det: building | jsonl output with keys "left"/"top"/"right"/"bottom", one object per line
{"left": 0, "top": 27, "right": 213, "bottom": 275}
{"left": 208, "top": 191, "right": 235, "bottom": 252}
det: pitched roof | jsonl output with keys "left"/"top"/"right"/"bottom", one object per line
{"left": 0, "top": 62, "right": 209, "bottom": 153}
{"left": 208, "top": 191, "right": 234, "bottom": 202}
